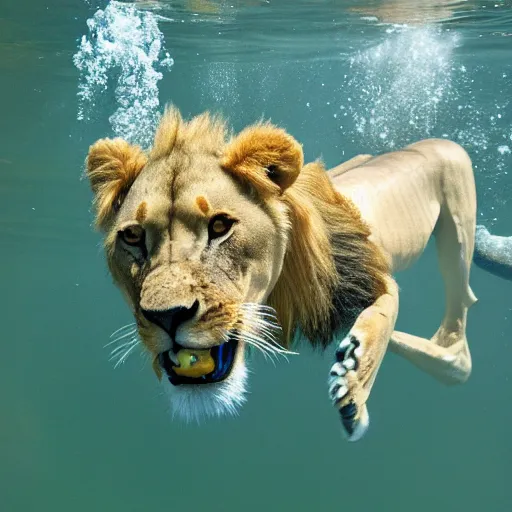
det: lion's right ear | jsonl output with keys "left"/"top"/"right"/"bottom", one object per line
{"left": 85, "top": 138, "right": 147, "bottom": 231}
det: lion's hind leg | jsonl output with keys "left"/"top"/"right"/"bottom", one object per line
{"left": 390, "top": 330, "right": 472, "bottom": 385}
{"left": 390, "top": 148, "right": 477, "bottom": 385}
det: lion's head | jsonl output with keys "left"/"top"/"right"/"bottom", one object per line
{"left": 86, "top": 107, "right": 307, "bottom": 419}
{"left": 86, "top": 107, "right": 388, "bottom": 420}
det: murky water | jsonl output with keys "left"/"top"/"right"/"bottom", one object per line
{"left": 2, "top": 1, "right": 512, "bottom": 510}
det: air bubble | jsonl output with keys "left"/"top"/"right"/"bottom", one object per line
{"left": 73, "top": 1, "right": 173, "bottom": 148}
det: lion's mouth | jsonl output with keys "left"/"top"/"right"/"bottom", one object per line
{"left": 158, "top": 339, "right": 239, "bottom": 386}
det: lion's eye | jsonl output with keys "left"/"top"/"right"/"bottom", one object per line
{"left": 119, "top": 225, "right": 145, "bottom": 247}
{"left": 208, "top": 214, "right": 235, "bottom": 240}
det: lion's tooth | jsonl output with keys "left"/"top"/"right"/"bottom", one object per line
{"left": 168, "top": 350, "right": 180, "bottom": 366}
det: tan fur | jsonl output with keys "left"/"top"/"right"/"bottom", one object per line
{"left": 268, "top": 161, "right": 389, "bottom": 347}
{"left": 86, "top": 138, "right": 147, "bottom": 231}
{"left": 326, "top": 154, "right": 373, "bottom": 178}
{"left": 150, "top": 107, "right": 227, "bottom": 161}
{"left": 221, "top": 123, "right": 304, "bottom": 196}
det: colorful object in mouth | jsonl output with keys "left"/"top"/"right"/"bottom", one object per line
{"left": 172, "top": 348, "right": 215, "bottom": 378}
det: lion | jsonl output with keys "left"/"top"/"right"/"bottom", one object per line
{"left": 85, "top": 106, "right": 479, "bottom": 441}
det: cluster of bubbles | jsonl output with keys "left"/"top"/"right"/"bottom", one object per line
{"left": 73, "top": 0, "right": 174, "bottom": 148}
{"left": 204, "top": 62, "right": 240, "bottom": 107}
{"left": 342, "top": 24, "right": 511, "bottom": 225}
{"left": 344, "top": 25, "right": 458, "bottom": 148}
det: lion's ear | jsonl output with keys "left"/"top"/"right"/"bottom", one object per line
{"left": 85, "top": 138, "right": 147, "bottom": 231}
{"left": 221, "top": 123, "right": 303, "bottom": 196}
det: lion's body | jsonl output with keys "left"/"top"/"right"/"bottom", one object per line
{"left": 323, "top": 140, "right": 477, "bottom": 439}
{"left": 86, "top": 108, "right": 479, "bottom": 441}
{"left": 330, "top": 139, "right": 476, "bottom": 275}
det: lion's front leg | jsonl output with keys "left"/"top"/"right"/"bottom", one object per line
{"left": 328, "top": 277, "right": 399, "bottom": 441}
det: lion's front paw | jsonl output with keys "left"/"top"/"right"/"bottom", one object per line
{"left": 328, "top": 334, "right": 369, "bottom": 442}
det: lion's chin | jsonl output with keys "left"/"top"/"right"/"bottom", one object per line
{"left": 161, "top": 342, "right": 248, "bottom": 422}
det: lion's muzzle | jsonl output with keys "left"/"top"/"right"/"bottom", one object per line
{"left": 141, "top": 293, "right": 241, "bottom": 386}
{"left": 141, "top": 301, "right": 199, "bottom": 340}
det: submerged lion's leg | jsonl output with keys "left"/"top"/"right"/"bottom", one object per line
{"left": 389, "top": 330, "right": 471, "bottom": 385}
{"left": 328, "top": 276, "right": 399, "bottom": 442}
{"left": 390, "top": 160, "right": 477, "bottom": 385}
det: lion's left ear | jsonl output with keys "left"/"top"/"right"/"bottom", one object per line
{"left": 221, "top": 123, "right": 304, "bottom": 196}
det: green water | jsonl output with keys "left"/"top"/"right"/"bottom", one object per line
{"left": 2, "top": 1, "right": 512, "bottom": 510}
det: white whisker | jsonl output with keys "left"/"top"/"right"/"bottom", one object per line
{"left": 105, "top": 328, "right": 138, "bottom": 347}
{"left": 243, "top": 322, "right": 287, "bottom": 349}
{"left": 109, "top": 338, "right": 138, "bottom": 355}
{"left": 241, "top": 322, "right": 298, "bottom": 356}
{"left": 231, "top": 333, "right": 271, "bottom": 358}
{"left": 245, "top": 336, "right": 288, "bottom": 363}
{"left": 112, "top": 342, "right": 140, "bottom": 368}
{"left": 240, "top": 303, "right": 276, "bottom": 313}
{"left": 231, "top": 303, "right": 300, "bottom": 364}
{"left": 110, "top": 322, "right": 136, "bottom": 338}
{"left": 105, "top": 324, "right": 141, "bottom": 368}
{"left": 248, "top": 312, "right": 280, "bottom": 323}
{"left": 230, "top": 332, "right": 278, "bottom": 365}
{"left": 245, "top": 342, "right": 278, "bottom": 366}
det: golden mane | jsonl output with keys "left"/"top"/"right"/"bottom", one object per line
{"left": 268, "top": 161, "right": 390, "bottom": 349}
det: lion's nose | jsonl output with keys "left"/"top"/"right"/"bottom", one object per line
{"left": 141, "top": 300, "right": 199, "bottom": 339}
